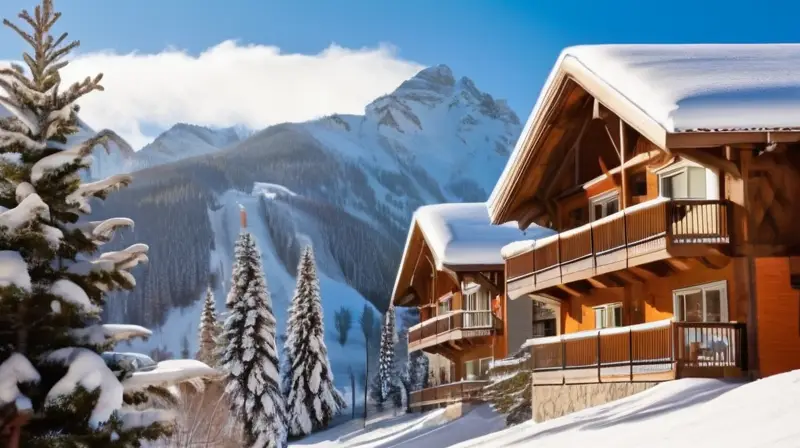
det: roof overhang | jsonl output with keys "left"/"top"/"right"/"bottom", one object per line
{"left": 489, "top": 53, "right": 800, "bottom": 227}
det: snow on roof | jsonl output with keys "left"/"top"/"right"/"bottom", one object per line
{"left": 414, "top": 202, "right": 530, "bottom": 268}
{"left": 490, "top": 43, "right": 800, "bottom": 219}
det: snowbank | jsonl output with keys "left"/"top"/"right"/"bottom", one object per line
{"left": 455, "top": 372, "right": 800, "bottom": 448}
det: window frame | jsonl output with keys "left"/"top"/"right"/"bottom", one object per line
{"left": 589, "top": 190, "right": 621, "bottom": 221}
{"left": 672, "top": 280, "right": 729, "bottom": 323}
{"left": 656, "top": 161, "right": 708, "bottom": 200}
{"left": 593, "top": 302, "right": 623, "bottom": 329}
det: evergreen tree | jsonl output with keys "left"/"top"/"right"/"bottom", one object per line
{"left": 408, "top": 351, "right": 429, "bottom": 391}
{"left": 377, "top": 307, "right": 400, "bottom": 404}
{"left": 180, "top": 333, "right": 190, "bottom": 359}
{"left": 0, "top": 2, "right": 214, "bottom": 445}
{"left": 220, "top": 232, "right": 287, "bottom": 448}
{"left": 282, "top": 246, "right": 345, "bottom": 437}
{"left": 196, "top": 286, "right": 221, "bottom": 366}
{"left": 333, "top": 306, "right": 352, "bottom": 347}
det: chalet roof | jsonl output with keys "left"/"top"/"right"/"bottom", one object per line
{"left": 489, "top": 44, "right": 800, "bottom": 224}
{"left": 390, "top": 202, "right": 546, "bottom": 305}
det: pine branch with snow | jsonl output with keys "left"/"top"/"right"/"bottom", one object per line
{"left": 282, "top": 246, "right": 345, "bottom": 438}
{"left": 0, "top": 2, "right": 216, "bottom": 445}
{"left": 220, "top": 232, "right": 287, "bottom": 448}
{"left": 196, "top": 286, "right": 222, "bottom": 366}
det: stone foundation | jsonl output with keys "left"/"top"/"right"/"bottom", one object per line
{"left": 533, "top": 382, "right": 658, "bottom": 422}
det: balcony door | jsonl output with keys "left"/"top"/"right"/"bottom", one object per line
{"left": 464, "top": 287, "right": 490, "bottom": 328}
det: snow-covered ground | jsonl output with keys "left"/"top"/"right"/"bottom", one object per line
{"left": 291, "top": 405, "right": 504, "bottom": 448}
{"left": 298, "top": 370, "right": 800, "bottom": 447}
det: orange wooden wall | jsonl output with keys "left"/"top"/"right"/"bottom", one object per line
{"left": 754, "top": 257, "right": 800, "bottom": 377}
{"left": 560, "top": 263, "right": 737, "bottom": 332}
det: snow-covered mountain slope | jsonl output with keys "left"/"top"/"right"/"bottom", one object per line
{"left": 87, "top": 123, "right": 250, "bottom": 179}
{"left": 93, "top": 64, "right": 523, "bottom": 393}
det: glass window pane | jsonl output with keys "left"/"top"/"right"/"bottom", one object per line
{"left": 682, "top": 291, "right": 704, "bottom": 322}
{"left": 612, "top": 306, "right": 623, "bottom": 327}
{"left": 594, "top": 203, "right": 604, "bottom": 220}
{"left": 688, "top": 167, "right": 707, "bottom": 198}
{"left": 594, "top": 308, "right": 606, "bottom": 329}
{"left": 705, "top": 289, "right": 722, "bottom": 322}
{"left": 666, "top": 172, "right": 688, "bottom": 199}
{"left": 606, "top": 199, "right": 619, "bottom": 215}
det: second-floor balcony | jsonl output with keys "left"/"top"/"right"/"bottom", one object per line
{"left": 408, "top": 309, "right": 503, "bottom": 354}
{"left": 506, "top": 198, "right": 732, "bottom": 296}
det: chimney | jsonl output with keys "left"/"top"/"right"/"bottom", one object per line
{"left": 239, "top": 204, "right": 247, "bottom": 229}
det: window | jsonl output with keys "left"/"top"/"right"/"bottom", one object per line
{"left": 438, "top": 296, "right": 451, "bottom": 316}
{"left": 593, "top": 303, "right": 623, "bottom": 329}
{"left": 464, "top": 288, "right": 490, "bottom": 327}
{"left": 590, "top": 191, "right": 620, "bottom": 221}
{"left": 659, "top": 166, "right": 706, "bottom": 199}
{"left": 533, "top": 318, "right": 557, "bottom": 338}
{"left": 464, "top": 357, "right": 494, "bottom": 380}
{"left": 631, "top": 172, "right": 648, "bottom": 196}
{"left": 673, "top": 281, "right": 728, "bottom": 323}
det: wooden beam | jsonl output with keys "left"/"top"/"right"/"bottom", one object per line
{"left": 555, "top": 283, "right": 584, "bottom": 297}
{"left": 665, "top": 257, "right": 693, "bottom": 272}
{"left": 666, "top": 130, "right": 800, "bottom": 149}
{"left": 619, "top": 120, "right": 629, "bottom": 209}
{"left": 586, "top": 275, "right": 620, "bottom": 289}
{"left": 544, "top": 113, "right": 593, "bottom": 199}
{"left": 613, "top": 270, "right": 645, "bottom": 285}
{"left": 628, "top": 265, "right": 661, "bottom": 280}
{"left": 673, "top": 147, "right": 742, "bottom": 178}
{"left": 467, "top": 272, "right": 502, "bottom": 296}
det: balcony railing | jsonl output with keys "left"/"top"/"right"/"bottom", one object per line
{"left": 529, "top": 319, "right": 747, "bottom": 384}
{"left": 408, "top": 380, "right": 488, "bottom": 407}
{"left": 407, "top": 310, "right": 502, "bottom": 350}
{"left": 506, "top": 199, "right": 732, "bottom": 289}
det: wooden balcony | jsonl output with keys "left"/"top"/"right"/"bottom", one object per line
{"left": 529, "top": 319, "right": 747, "bottom": 385}
{"left": 506, "top": 199, "right": 732, "bottom": 297}
{"left": 408, "top": 380, "right": 488, "bottom": 408}
{"left": 407, "top": 310, "right": 503, "bottom": 354}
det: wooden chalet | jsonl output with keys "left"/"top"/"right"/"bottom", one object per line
{"left": 488, "top": 44, "right": 800, "bottom": 390}
{"left": 391, "top": 203, "right": 535, "bottom": 409}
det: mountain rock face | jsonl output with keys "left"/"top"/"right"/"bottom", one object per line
{"left": 89, "top": 65, "right": 525, "bottom": 386}
{"left": 87, "top": 123, "right": 250, "bottom": 178}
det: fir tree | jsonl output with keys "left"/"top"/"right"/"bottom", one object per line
{"left": 220, "top": 232, "right": 287, "bottom": 448}
{"left": 408, "top": 351, "right": 429, "bottom": 391}
{"left": 377, "top": 306, "right": 400, "bottom": 404}
{"left": 333, "top": 306, "right": 352, "bottom": 347}
{"left": 180, "top": 333, "right": 190, "bottom": 360}
{"left": 196, "top": 286, "right": 221, "bottom": 366}
{"left": 0, "top": 1, "right": 214, "bottom": 446}
{"left": 282, "top": 246, "right": 345, "bottom": 437}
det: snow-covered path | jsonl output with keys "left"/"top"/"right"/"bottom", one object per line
{"left": 293, "top": 370, "right": 800, "bottom": 447}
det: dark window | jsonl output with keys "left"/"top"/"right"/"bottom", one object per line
{"left": 632, "top": 172, "right": 647, "bottom": 196}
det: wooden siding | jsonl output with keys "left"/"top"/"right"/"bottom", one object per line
{"left": 559, "top": 263, "right": 737, "bottom": 333}
{"left": 755, "top": 257, "right": 800, "bottom": 377}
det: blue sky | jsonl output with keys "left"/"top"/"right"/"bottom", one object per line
{"left": 0, "top": 0, "right": 797, "bottom": 143}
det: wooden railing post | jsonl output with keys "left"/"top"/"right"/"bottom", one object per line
{"left": 629, "top": 327, "right": 634, "bottom": 382}
{"left": 596, "top": 331, "right": 602, "bottom": 383}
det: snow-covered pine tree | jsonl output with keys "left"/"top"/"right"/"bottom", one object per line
{"left": 196, "top": 286, "right": 221, "bottom": 366}
{"left": 408, "top": 351, "right": 429, "bottom": 391}
{"left": 282, "top": 246, "right": 345, "bottom": 437}
{"left": 220, "top": 231, "right": 287, "bottom": 448}
{"left": 0, "top": 2, "right": 215, "bottom": 446}
{"left": 377, "top": 306, "right": 400, "bottom": 405}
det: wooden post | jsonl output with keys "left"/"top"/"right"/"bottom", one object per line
{"left": 629, "top": 328, "right": 634, "bottom": 382}
{"left": 596, "top": 332, "right": 602, "bottom": 383}
{"left": 239, "top": 205, "right": 247, "bottom": 229}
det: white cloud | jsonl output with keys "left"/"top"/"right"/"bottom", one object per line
{"left": 53, "top": 40, "right": 424, "bottom": 149}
